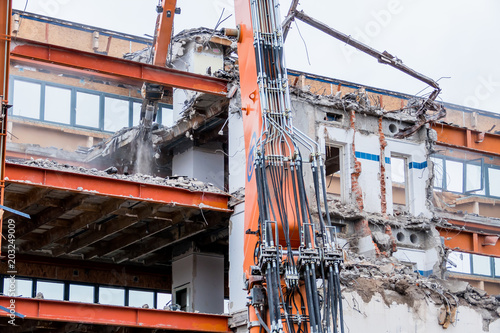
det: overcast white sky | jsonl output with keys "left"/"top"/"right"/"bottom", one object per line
{"left": 12, "top": 0, "right": 500, "bottom": 113}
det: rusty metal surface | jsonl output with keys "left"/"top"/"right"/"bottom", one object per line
{"left": 10, "top": 38, "right": 228, "bottom": 96}
{"left": 0, "top": 296, "right": 231, "bottom": 332}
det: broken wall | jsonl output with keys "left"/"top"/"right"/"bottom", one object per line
{"left": 291, "top": 92, "right": 431, "bottom": 218}
{"left": 288, "top": 71, "right": 500, "bottom": 133}
{"left": 341, "top": 288, "right": 500, "bottom": 332}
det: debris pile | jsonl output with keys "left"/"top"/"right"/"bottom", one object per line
{"left": 340, "top": 253, "right": 500, "bottom": 322}
{"left": 290, "top": 85, "right": 430, "bottom": 127}
{"left": 8, "top": 158, "right": 226, "bottom": 194}
{"left": 123, "top": 46, "right": 153, "bottom": 64}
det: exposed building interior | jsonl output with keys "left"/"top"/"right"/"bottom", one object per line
{"left": 0, "top": 1, "right": 499, "bottom": 332}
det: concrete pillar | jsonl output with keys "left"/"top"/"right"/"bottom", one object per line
{"left": 172, "top": 143, "right": 225, "bottom": 190}
{"left": 171, "top": 251, "right": 224, "bottom": 314}
{"left": 227, "top": 95, "right": 248, "bottom": 314}
{"left": 228, "top": 202, "right": 246, "bottom": 313}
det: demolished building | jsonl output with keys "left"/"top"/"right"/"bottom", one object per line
{"left": 0, "top": 6, "right": 500, "bottom": 333}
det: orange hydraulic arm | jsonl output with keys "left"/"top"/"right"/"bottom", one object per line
{"left": 235, "top": 1, "right": 344, "bottom": 333}
{"left": 153, "top": 0, "right": 177, "bottom": 67}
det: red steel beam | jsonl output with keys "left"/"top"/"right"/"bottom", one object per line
{"left": 432, "top": 123, "right": 500, "bottom": 157}
{"left": 153, "top": 0, "right": 177, "bottom": 67}
{"left": 10, "top": 38, "right": 228, "bottom": 96}
{"left": 438, "top": 226, "right": 500, "bottom": 257}
{"left": 0, "top": 296, "right": 230, "bottom": 332}
{"left": 0, "top": 0, "right": 12, "bottom": 256}
{"left": 5, "top": 162, "right": 231, "bottom": 212}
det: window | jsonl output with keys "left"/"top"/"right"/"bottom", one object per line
{"left": 445, "top": 160, "right": 463, "bottom": 193}
{"left": 12, "top": 80, "right": 41, "bottom": 119}
{"left": 133, "top": 102, "right": 142, "bottom": 126}
{"left": 465, "top": 160, "right": 484, "bottom": 193}
{"left": 10, "top": 76, "right": 173, "bottom": 132}
{"left": 104, "top": 97, "right": 129, "bottom": 132}
{"left": 37, "top": 280, "right": 64, "bottom": 300}
{"left": 3, "top": 277, "right": 32, "bottom": 297}
{"left": 472, "top": 254, "right": 491, "bottom": 276}
{"left": 44, "top": 85, "right": 71, "bottom": 124}
{"left": 325, "top": 145, "right": 341, "bottom": 197}
{"left": 69, "top": 284, "right": 95, "bottom": 303}
{"left": 75, "top": 91, "right": 100, "bottom": 128}
{"left": 0, "top": 275, "right": 171, "bottom": 309}
{"left": 157, "top": 292, "right": 172, "bottom": 309}
{"left": 489, "top": 168, "right": 500, "bottom": 197}
{"left": 447, "top": 251, "right": 471, "bottom": 274}
{"left": 160, "top": 105, "right": 174, "bottom": 127}
{"left": 99, "top": 286, "right": 125, "bottom": 306}
{"left": 447, "top": 251, "right": 500, "bottom": 278}
{"left": 495, "top": 258, "right": 500, "bottom": 277}
{"left": 432, "top": 154, "right": 498, "bottom": 198}
{"left": 129, "top": 289, "right": 154, "bottom": 308}
{"left": 391, "top": 156, "right": 407, "bottom": 206}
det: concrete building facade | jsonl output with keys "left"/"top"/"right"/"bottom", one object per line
{"left": 0, "top": 7, "right": 499, "bottom": 333}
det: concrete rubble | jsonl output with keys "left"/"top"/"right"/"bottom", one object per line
{"left": 341, "top": 252, "right": 500, "bottom": 326}
{"left": 8, "top": 158, "right": 226, "bottom": 194}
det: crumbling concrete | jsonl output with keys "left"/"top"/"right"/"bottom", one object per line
{"left": 340, "top": 253, "right": 500, "bottom": 332}
{"left": 8, "top": 158, "right": 226, "bottom": 193}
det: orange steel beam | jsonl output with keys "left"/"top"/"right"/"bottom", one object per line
{"left": 0, "top": 297, "right": 231, "bottom": 332}
{"left": 153, "top": 0, "right": 177, "bottom": 67}
{"left": 0, "top": 0, "right": 12, "bottom": 256}
{"left": 10, "top": 38, "right": 228, "bottom": 96}
{"left": 234, "top": 0, "right": 262, "bottom": 278}
{"left": 438, "top": 227, "right": 500, "bottom": 257}
{"left": 5, "top": 162, "right": 231, "bottom": 212}
{"left": 432, "top": 123, "right": 500, "bottom": 157}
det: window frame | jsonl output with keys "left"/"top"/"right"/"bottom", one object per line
{"left": 324, "top": 143, "right": 344, "bottom": 201}
{"left": 9, "top": 76, "right": 172, "bottom": 132}
{"left": 432, "top": 154, "right": 498, "bottom": 199}
{"left": 0, "top": 275, "right": 171, "bottom": 309}
{"left": 390, "top": 154, "right": 410, "bottom": 209}
{"left": 447, "top": 251, "right": 498, "bottom": 279}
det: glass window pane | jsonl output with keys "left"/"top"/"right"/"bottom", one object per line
{"left": 44, "top": 85, "right": 71, "bottom": 124}
{"left": 37, "top": 281, "right": 64, "bottom": 300}
{"left": 129, "top": 289, "right": 154, "bottom": 308}
{"left": 472, "top": 254, "right": 491, "bottom": 276}
{"left": 133, "top": 102, "right": 141, "bottom": 126}
{"left": 489, "top": 168, "right": 500, "bottom": 197}
{"left": 465, "top": 163, "right": 483, "bottom": 193}
{"left": 161, "top": 106, "right": 174, "bottom": 127}
{"left": 495, "top": 257, "right": 500, "bottom": 277}
{"left": 13, "top": 80, "right": 41, "bottom": 119}
{"left": 76, "top": 91, "right": 100, "bottom": 128}
{"left": 431, "top": 157, "right": 443, "bottom": 188}
{"left": 3, "top": 277, "right": 32, "bottom": 297}
{"left": 447, "top": 251, "right": 471, "bottom": 274}
{"left": 157, "top": 292, "right": 172, "bottom": 309}
{"left": 391, "top": 157, "right": 406, "bottom": 184}
{"left": 104, "top": 97, "right": 129, "bottom": 132}
{"left": 445, "top": 160, "right": 463, "bottom": 192}
{"left": 99, "top": 286, "right": 125, "bottom": 306}
{"left": 69, "top": 284, "right": 94, "bottom": 303}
